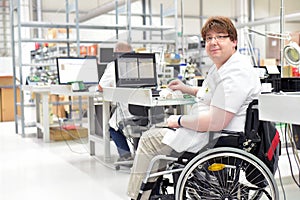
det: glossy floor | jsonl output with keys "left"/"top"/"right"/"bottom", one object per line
{"left": 0, "top": 121, "right": 299, "bottom": 200}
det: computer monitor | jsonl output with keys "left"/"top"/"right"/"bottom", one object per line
{"left": 56, "top": 57, "right": 99, "bottom": 85}
{"left": 99, "top": 48, "right": 114, "bottom": 63}
{"left": 115, "top": 53, "right": 157, "bottom": 88}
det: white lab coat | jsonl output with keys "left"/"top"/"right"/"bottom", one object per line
{"left": 162, "top": 52, "right": 262, "bottom": 153}
{"left": 99, "top": 61, "right": 133, "bottom": 131}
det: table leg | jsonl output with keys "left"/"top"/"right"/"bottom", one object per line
{"left": 103, "top": 101, "right": 111, "bottom": 162}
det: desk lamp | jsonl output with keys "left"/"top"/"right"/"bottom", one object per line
{"left": 248, "top": 29, "right": 300, "bottom": 67}
{"left": 283, "top": 41, "right": 300, "bottom": 66}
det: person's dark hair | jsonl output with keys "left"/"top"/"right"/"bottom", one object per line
{"left": 201, "top": 16, "right": 237, "bottom": 47}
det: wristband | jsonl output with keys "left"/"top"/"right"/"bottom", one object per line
{"left": 178, "top": 115, "right": 183, "bottom": 127}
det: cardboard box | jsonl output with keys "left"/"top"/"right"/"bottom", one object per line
{"left": 282, "top": 65, "right": 293, "bottom": 77}
{"left": 0, "top": 87, "right": 20, "bottom": 122}
{"left": 0, "top": 91, "right": 2, "bottom": 122}
{"left": 87, "top": 44, "right": 98, "bottom": 56}
{"left": 50, "top": 94, "right": 66, "bottom": 118}
{"left": 0, "top": 76, "right": 14, "bottom": 86}
{"left": 260, "top": 58, "right": 277, "bottom": 66}
{"left": 49, "top": 95, "right": 87, "bottom": 118}
{"left": 47, "top": 28, "right": 72, "bottom": 39}
{"left": 63, "top": 96, "right": 88, "bottom": 112}
{"left": 80, "top": 46, "right": 88, "bottom": 56}
{"left": 50, "top": 126, "right": 88, "bottom": 141}
{"left": 0, "top": 88, "right": 14, "bottom": 121}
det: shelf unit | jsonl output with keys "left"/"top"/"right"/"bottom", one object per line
{"left": 11, "top": 1, "right": 77, "bottom": 135}
{"left": 11, "top": 0, "right": 179, "bottom": 136}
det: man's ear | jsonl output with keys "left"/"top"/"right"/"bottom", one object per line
{"left": 233, "top": 40, "right": 238, "bottom": 50}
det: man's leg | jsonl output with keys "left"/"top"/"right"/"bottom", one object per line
{"left": 109, "top": 127, "right": 131, "bottom": 158}
{"left": 127, "top": 128, "right": 174, "bottom": 200}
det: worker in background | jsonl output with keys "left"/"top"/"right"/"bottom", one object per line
{"left": 127, "top": 16, "right": 261, "bottom": 200}
{"left": 98, "top": 41, "right": 133, "bottom": 161}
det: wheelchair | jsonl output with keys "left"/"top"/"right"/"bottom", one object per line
{"left": 137, "top": 100, "right": 279, "bottom": 200}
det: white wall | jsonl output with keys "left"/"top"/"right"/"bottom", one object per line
{"left": 0, "top": 57, "right": 13, "bottom": 76}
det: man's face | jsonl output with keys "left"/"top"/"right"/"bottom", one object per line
{"left": 205, "top": 30, "right": 237, "bottom": 68}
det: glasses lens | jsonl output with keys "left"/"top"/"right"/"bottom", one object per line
{"left": 205, "top": 37, "right": 212, "bottom": 42}
{"left": 205, "top": 35, "right": 228, "bottom": 43}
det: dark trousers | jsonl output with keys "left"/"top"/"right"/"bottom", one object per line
{"left": 109, "top": 127, "right": 131, "bottom": 158}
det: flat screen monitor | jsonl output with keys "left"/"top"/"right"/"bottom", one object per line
{"left": 56, "top": 57, "right": 99, "bottom": 85}
{"left": 115, "top": 53, "right": 157, "bottom": 88}
{"left": 99, "top": 48, "right": 114, "bottom": 63}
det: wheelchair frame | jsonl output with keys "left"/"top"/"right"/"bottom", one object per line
{"left": 139, "top": 146, "right": 279, "bottom": 200}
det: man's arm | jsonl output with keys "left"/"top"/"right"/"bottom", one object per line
{"left": 167, "top": 106, "right": 235, "bottom": 132}
{"left": 98, "top": 62, "right": 114, "bottom": 92}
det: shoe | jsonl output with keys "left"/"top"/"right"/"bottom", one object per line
{"left": 115, "top": 155, "right": 134, "bottom": 170}
{"left": 117, "top": 155, "right": 133, "bottom": 162}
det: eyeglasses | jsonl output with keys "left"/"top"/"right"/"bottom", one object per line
{"left": 205, "top": 35, "right": 230, "bottom": 43}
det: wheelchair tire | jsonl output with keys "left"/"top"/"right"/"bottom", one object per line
{"left": 175, "top": 147, "right": 279, "bottom": 200}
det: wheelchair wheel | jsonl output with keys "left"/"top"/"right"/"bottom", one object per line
{"left": 175, "top": 147, "right": 278, "bottom": 200}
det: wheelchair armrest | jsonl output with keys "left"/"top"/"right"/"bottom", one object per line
{"left": 220, "top": 130, "right": 243, "bottom": 136}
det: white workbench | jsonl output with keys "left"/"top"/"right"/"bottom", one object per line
{"left": 100, "top": 87, "right": 196, "bottom": 162}
{"left": 22, "top": 85, "right": 102, "bottom": 142}
{"left": 22, "top": 85, "right": 51, "bottom": 142}
{"left": 259, "top": 92, "right": 300, "bottom": 125}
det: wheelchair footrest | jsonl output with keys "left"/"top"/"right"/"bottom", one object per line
{"left": 150, "top": 194, "right": 174, "bottom": 200}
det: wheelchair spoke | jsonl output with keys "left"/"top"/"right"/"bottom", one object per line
{"left": 175, "top": 148, "right": 278, "bottom": 200}
{"left": 186, "top": 169, "right": 222, "bottom": 198}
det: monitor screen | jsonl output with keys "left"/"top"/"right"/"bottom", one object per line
{"left": 99, "top": 48, "right": 114, "bottom": 63}
{"left": 115, "top": 53, "right": 157, "bottom": 88}
{"left": 56, "top": 57, "right": 99, "bottom": 85}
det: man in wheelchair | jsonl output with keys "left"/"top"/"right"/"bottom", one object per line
{"left": 127, "top": 16, "right": 265, "bottom": 200}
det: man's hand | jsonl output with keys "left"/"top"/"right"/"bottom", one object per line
{"left": 168, "top": 79, "right": 198, "bottom": 96}
{"left": 98, "top": 84, "right": 103, "bottom": 92}
{"left": 168, "top": 79, "right": 186, "bottom": 92}
{"left": 167, "top": 115, "right": 181, "bottom": 128}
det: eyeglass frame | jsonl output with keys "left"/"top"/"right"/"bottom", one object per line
{"left": 205, "top": 35, "right": 230, "bottom": 43}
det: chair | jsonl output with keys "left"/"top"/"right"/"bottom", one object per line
{"left": 114, "top": 104, "right": 165, "bottom": 170}
{"left": 138, "top": 100, "right": 280, "bottom": 200}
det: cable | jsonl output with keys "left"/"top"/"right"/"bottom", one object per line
{"left": 277, "top": 167, "right": 286, "bottom": 200}
{"left": 57, "top": 118, "right": 89, "bottom": 155}
{"left": 284, "top": 124, "right": 300, "bottom": 187}
{"left": 90, "top": 154, "right": 132, "bottom": 173}
{"left": 116, "top": 102, "right": 136, "bottom": 148}
{"left": 53, "top": 99, "right": 89, "bottom": 155}
{"left": 287, "top": 125, "right": 300, "bottom": 169}
{"left": 288, "top": 124, "right": 300, "bottom": 185}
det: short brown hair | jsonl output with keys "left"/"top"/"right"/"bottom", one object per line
{"left": 201, "top": 16, "right": 237, "bottom": 42}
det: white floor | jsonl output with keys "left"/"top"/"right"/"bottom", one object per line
{"left": 0, "top": 122, "right": 129, "bottom": 200}
{"left": 0, "top": 121, "right": 300, "bottom": 200}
